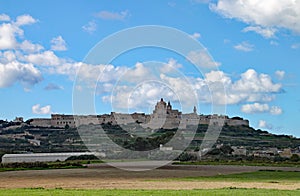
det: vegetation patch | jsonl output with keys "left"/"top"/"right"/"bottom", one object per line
{"left": 0, "top": 161, "right": 86, "bottom": 172}
{"left": 175, "top": 170, "right": 300, "bottom": 182}
{"left": 0, "top": 188, "right": 299, "bottom": 196}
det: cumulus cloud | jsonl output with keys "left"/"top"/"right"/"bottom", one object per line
{"left": 0, "top": 14, "right": 10, "bottom": 21}
{"left": 242, "top": 26, "right": 276, "bottom": 39}
{"left": 15, "top": 15, "right": 37, "bottom": 26}
{"left": 187, "top": 49, "right": 221, "bottom": 68}
{"left": 270, "top": 106, "right": 283, "bottom": 115}
{"left": 50, "top": 36, "right": 67, "bottom": 51}
{"left": 210, "top": 0, "right": 300, "bottom": 37}
{"left": 0, "top": 14, "right": 37, "bottom": 50}
{"left": 234, "top": 41, "right": 254, "bottom": 52}
{"left": 121, "top": 62, "right": 152, "bottom": 83}
{"left": 106, "top": 82, "right": 178, "bottom": 111}
{"left": 270, "top": 41, "right": 279, "bottom": 46}
{"left": 19, "top": 40, "right": 44, "bottom": 53}
{"left": 190, "top": 32, "right": 201, "bottom": 39}
{"left": 32, "top": 104, "right": 52, "bottom": 115}
{"left": 241, "top": 103, "right": 269, "bottom": 114}
{"left": 0, "top": 23, "right": 22, "bottom": 50}
{"left": 275, "top": 70, "right": 285, "bottom": 80}
{"left": 82, "top": 21, "right": 97, "bottom": 34}
{"left": 102, "top": 66, "right": 283, "bottom": 110}
{"left": 241, "top": 103, "right": 283, "bottom": 115}
{"left": 291, "top": 43, "right": 300, "bottom": 49}
{"left": 25, "top": 51, "right": 61, "bottom": 66}
{"left": 159, "top": 58, "right": 182, "bottom": 74}
{"left": 44, "top": 83, "right": 63, "bottom": 90}
{"left": 0, "top": 51, "right": 17, "bottom": 63}
{"left": 0, "top": 61, "right": 42, "bottom": 88}
{"left": 192, "top": 0, "right": 211, "bottom": 4}
{"left": 95, "top": 10, "right": 129, "bottom": 21}
{"left": 258, "top": 120, "right": 273, "bottom": 129}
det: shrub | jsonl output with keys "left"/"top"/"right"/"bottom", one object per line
{"left": 290, "top": 154, "right": 300, "bottom": 162}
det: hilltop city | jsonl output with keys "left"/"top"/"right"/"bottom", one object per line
{"left": 27, "top": 98, "right": 249, "bottom": 129}
{"left": 0, "top": 98, "right": 299, "bottom": 163}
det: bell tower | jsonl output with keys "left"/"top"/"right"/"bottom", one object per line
{"left": 193, "top": 106, "right": 197, "bottom": 114}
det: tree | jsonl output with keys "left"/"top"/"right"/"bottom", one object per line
{"left": 290, "top": 154, "right": 300, "bottom": 162}
{"left": 64, "top": 124, "right": 70, "bottom": 130}
{"left": 220, "top": 145, "right": 234, "bottom": 155}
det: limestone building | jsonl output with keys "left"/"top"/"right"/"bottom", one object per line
{"left": 29, "top": 98, "right": 249, "bottom": 129}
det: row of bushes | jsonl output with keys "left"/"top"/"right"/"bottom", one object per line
{"left": 0, "top": 161, "right": 83, "bottom": 169}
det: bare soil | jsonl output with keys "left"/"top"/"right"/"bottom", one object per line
{"left": 0, "top": 164, "right": 299, "bottom": 190}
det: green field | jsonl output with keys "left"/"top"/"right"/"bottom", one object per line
{"left": 174, "top": 160, "right": 300, "bottom": 167}
{"left": 175, "top": 170, "right": 300, "bottom": 182}
{"left": 0, "top": 188, "right": 299, "bottom": 196}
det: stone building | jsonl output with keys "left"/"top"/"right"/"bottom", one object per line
{"left": 51, "top": 114, "right": 76, "bottom": 128}
{"left": 146, "top": 98, "right": 182, "bottom": 129}
{"left": 29, "top": 98, "right": 250, "bottom": 129}
{"left": 29, "top": 118, "right": 51, "bottom": 127}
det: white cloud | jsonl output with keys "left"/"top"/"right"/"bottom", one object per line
{"left": 102, "top": 65, "right": 283, "bottom": 111}
{"left": 258, "top": 120, "right": 273, "bottom": 129}
{"left": 210, "top": 0, "right": 300, "bottom": 37}
{"left": 197, "top": 69, "right": 282, "bottom": 105}
{"left": 159, "top": 58, "right": 182, "bottom": 74}
{"left": 106, "top": 82, "right": 178, "bottom": 111}
{"left": 0, "top": 14, "right": 37, "bottom": 50}
{"left": 82, "top": 21, "right": 97, "bottom": 34}
{"left": 275, "top": 70, "right": 285, "bottom": 80}
{"left": 15, "top": 15, "right": 37, "bottom": 26}
{"left": 234, "top": 41, "right": 254, "bottom": 52}
{"left": 32, "top": 104, "right": 52, "bottom": 115}
{"left": 25, "top": 51, "right": 61, "bottom": 66}
{"left": 190, "top": 32, "right": 201, "bottom": 39}
{"left": 102, "top": 66, "right": 283, "bottom": 109}
{"left": 242, "top": 26, "right": 276, "bottom": 39}
{"left": 0, "top": 61, "right": 42, "bottom": 88}
{"left": 0, "top": 51, "right": 16, "bottom": 63}
{"left": 241, "top": 103, "right": 283, "bottom": 115}
{"left": 95, "top": 10, "right": 129, "bottom": 21}
{"left": 50, "top": 36, "right": 67, "bottom": 51}
{"left": 270, "top": 41, "right": 279, "bottom": 46}
{"left": 241, "top": 103, "right": 270, "bottom": 114}
{"left": 0, "top": 23, "right": 21, "bottom": 50}
{"left": 192, "top": 0, "right": 211, "bottom": 4}
{"left": 291, "top": 43, "right": 300, "bottom": 49}
{"left": 270, "top": 106, "right": 283, "bottom": 115}
{"left": 0, "top": 14, "right": 10, "bottom": 21}
{"left": 121, "top": 62, "right": 152, "bottom": 83}
{"left": 44, "top": 83, "right": 63, "bottom": 90}
{"left": 187, "top": 49, "right": 221, "bottom": 68}
{"left": 19, "top": 40, "right": 44, "bottom": 53}
{"left": 233, "top": 69, "right": 282, "bottom": 93}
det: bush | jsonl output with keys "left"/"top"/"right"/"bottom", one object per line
{"left": 177, "top": 152, "right": 197, "bottom": 162}
{"left": 290, "top": 154, "right": 300, "bottom": 162}
{"left": 65, "top": 154, "right": 99, "bottom": 161}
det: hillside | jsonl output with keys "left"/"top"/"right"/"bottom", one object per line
{"left": 0, "top": 121, "right": 299, "bottom": 159}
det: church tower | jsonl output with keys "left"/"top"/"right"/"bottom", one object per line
{"left": 193, "top": 106, "right": 197, "bottom": 114}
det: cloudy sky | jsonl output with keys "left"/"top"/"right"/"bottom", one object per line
{"left": 0, "top": 0, "right": 299, "bottom": 137}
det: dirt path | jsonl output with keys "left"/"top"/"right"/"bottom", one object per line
{"left": 0, "top": 164, "right": 299, "bottom": 190}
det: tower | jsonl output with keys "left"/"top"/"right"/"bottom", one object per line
{"left": 167, "top": 101, "right": 172, "bottom": 110}
{"left": 193, "top": 106, "right": 197, "bottom": 114}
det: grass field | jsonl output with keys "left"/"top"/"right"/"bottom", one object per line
{"left": 0, "top": 188, "right": 299, "bottom": 196}
{"left": 176, "top": 170, "right": 300, "bottom": 182}
{"left": 0, "top": 166, "right": 299, "bottom": 192}
{"left": 174, "top": 160, "right": 300, "bottom": 167}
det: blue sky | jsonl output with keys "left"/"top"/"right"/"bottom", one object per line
{"left": 0, "top": 0, "right": 299, "bottom": 137}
